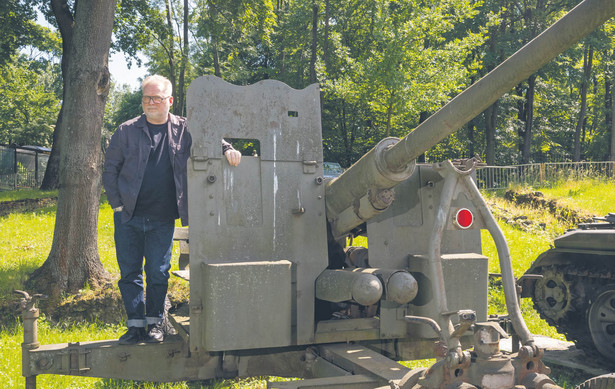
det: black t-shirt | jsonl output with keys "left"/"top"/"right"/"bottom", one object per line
{"left": 133, "top": 122, "right": 179, "bottom": 221}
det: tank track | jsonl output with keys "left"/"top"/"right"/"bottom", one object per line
{"left": 531, "top": 264, "right": 615, "bottom": 362}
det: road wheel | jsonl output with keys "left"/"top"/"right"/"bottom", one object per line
{"left": 588, "top": 286, "right": 615, "bottom": 362}
{"left": 576, "top": 373, "right": 615, "bottom": 389}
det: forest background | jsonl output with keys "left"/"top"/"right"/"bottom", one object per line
{"left": 3, "top": 0, "right": 615, "bottom": 170}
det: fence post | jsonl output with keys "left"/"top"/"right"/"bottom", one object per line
{"left": 539, "top": 163, "right": 545, "bottom": 185}
{"left": 34, "top": 152, "right": 38, "bottom": 186}
{"left": 13, "top": 147, "right": 17, "bottom": 190}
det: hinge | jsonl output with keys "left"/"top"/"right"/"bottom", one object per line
{"left": 303, "top": 160, "right": 317, "bottom": 174}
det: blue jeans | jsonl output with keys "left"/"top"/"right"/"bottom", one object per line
{"left": 114, "top": 213, "right": 174, "bottom": 328}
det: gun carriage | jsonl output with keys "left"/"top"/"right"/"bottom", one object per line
{"left": 17, "top": 0, "right": 615, "bottom": 387}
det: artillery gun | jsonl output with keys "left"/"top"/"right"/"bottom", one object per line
{"left": 520, "top": 214, "right": 615, "bottom": 364}
{"left": 17, "top": 0, "right": 615, "bottom": 387}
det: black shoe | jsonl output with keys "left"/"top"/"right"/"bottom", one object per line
{"left": 118, "top": 327, "right": 146, "bottom": 345}
{"left": 146, "top": 324, "right": 164, "bottom": 343}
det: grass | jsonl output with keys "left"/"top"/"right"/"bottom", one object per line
{"left": 1, "top": 178, "right": 612, "bottom": 388}
{"left": 0, "top": 189, "right": 58, "bottom": 202}
{"left": 537, "top": 178, "right": 615, "bottom": 217}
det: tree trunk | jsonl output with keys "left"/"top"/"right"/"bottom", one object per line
{"left": 176, "top": 0, "right": 189, "bottom": 116}
{"left": 40, "top": 0, "right": 74, "bottom": 190}
{"left": 39, "top": 110, "right": 62, "bottom": 189}
{"left": 341, "top": 100, "right": 349, "bottom": 166}
{"left": 210, "top": 1, "right": 222, "bottom": 78}
{"left": 520, "top": 74, "right": 536, "bottom": 164}
{"left": 573, "top": 44, "right": 593, "bottom": 161}
{"left": 609, "top": 48, "right": 615, "bottom": 162}
{"left": 324, "top": 0, "right": 329, "bottom": 72}
{"left": 467, "top": 118, "right": 475, "bottom": 158}
{"left": 385, "top": 92, "right": 394, "bottom": 138}
{"left": 309, "top": 0, "right": 318, "bottom": 84}
{"left": 28, "top": 0, "right": 115, "bottom": 303}
{"left": 417, "top": 111, "right": 429, "bottom": 163}
{"left": 485, "top": 102, "right": 497, "bottom": 165}
{"left": 166, "top": 0, "right": 177, "bottom": 109}
{"left": 611, "top": 78, "right": 615, "bottom": 161}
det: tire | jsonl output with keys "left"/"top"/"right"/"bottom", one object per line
{"left": 575, "top": 373, "right": 615, "bottom": 389}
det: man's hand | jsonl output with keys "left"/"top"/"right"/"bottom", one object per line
{"left": 224, "top": 149, "right": 242, "bottom": 166}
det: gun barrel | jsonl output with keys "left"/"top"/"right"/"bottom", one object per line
{"left": 326, "top": 0, "right": 615, "bottom": 237}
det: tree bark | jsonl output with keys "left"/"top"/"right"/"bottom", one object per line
{"left": 611, "top": 77, "right": 615, "bottom": 161}
{"left": 323, "top": 0, "right": 329, "bottom": 73}
{"left": 485, "top": 102, "right": 497, "bottom": 165}
{"left": 165, "top": 0, "right": 177, "bottom": 110}
{"left": 28, "top": 0, "right": 115, "bottom": 303}
{"left": 209, "top": 1, "right": 222, "bottom": 78}
{"left": 573, "top": 44, "right": 593, "bottom": 161}
{"left": 40, "top": 0, "right": 74, "bottom": 190}
{"left": 309, "top": 0, "right": 318, "bottom": 84}
{"left": 609, "top": 48, "right": 615, "bottom": 162}
{"left": 520, "top": 74, "right": 536, "bottom": 164}
{"left": 176, "top": 0, "right": 189, "bottom": 116}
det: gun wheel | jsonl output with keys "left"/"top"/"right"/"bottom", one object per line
{"left": 576, "top": 373, "right": 615, "bottom": 389}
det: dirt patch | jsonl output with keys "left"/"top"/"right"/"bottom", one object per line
{"left": 52, "top": 284, "right": 126, "bottom": 324}
{"left": 3, "top": 281, "right": 189, "bottom": 328}
{"left": 0, "top": 197, "right": 57, "bottom": 216}
{"left": 503, "top": 190, "right": 593, "bottom": 224}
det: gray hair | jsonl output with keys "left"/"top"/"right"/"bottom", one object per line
{"left": 142, "top": 75, "right": 172, "bottom": 96}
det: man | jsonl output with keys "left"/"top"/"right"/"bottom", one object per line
{"left": 103, "top": 75, "right": 241, "bottom": 344}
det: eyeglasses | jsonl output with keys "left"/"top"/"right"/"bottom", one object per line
{"left": 142, "top": 95, "right": 170, "bottom": 104}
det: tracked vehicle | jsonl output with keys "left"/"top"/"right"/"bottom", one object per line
{"left": 521, "top": 214, "right": 615, "bottom": 364}
{"left": 16, "top": 0, "right": 615, "bottom": 387}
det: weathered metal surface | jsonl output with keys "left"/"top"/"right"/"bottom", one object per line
{"left": 187, "top": 76, "right": 328, "bottom": 350}
{"left": 318, "top": 343, "right": 411, "bottom": 382}
{"left": 501, "top": 335, "right": 610, "bottom": 378}
{"left": 523, "top": 216, "right": 615, "bottom": 363}
{"left": 268, "top": 375, "right": 380, "bottom": 389}
{"left": 315, "top": 269, "right": 383, "bottom": 306}
{"left": 200, "top": 260, "right": 292, "bottom": 351}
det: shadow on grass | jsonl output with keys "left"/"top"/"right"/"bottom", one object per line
{"left": 0, "top": 262, "right": 41, "bottom": 330}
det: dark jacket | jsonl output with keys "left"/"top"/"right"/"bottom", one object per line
{"left": 103, "top": 113, "right": 192, "bottom": 225}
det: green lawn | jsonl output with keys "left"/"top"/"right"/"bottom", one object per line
{"left": 2, "top": 178, "right": 611, "bottom": 388}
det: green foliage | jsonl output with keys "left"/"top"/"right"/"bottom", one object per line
{"left": 0, "top": 0, "right": 37, "bottom": 66}
{"left": 104, "top": 84, "right": 144, "bottom": 134}
{"left": 9, "top": 0, "right": 615, "bottom": 165}
{"left": 0, "top": 56, "right": 61, "bottom": 147}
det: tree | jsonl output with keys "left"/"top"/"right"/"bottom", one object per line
{"left": 0, "top": 56, "right": 60, "bottom": 146}
{"left": 0, "top": 0, "right": 36, "bottom": 66}
{"left": 115, "top": 0, "right": 200, "bottom": 115}
{"left": 318, "top": 0, "right": 487, "bottom": 165}
{"left": 28, "top": 0, "right": 117, "bottom": 301}
{"left": 573, "top": 42, "right": 594, "bottom": 161}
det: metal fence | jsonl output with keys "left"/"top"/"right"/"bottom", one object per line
{"left": 476, "top": 161, "right": 615, "bottom": 190}
{"left": 0, "top": 145, "right": 50, "bottom": 190}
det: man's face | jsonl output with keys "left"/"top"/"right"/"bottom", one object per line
{"left": 142, "top": 82, "right": 173, "bottom": 124}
